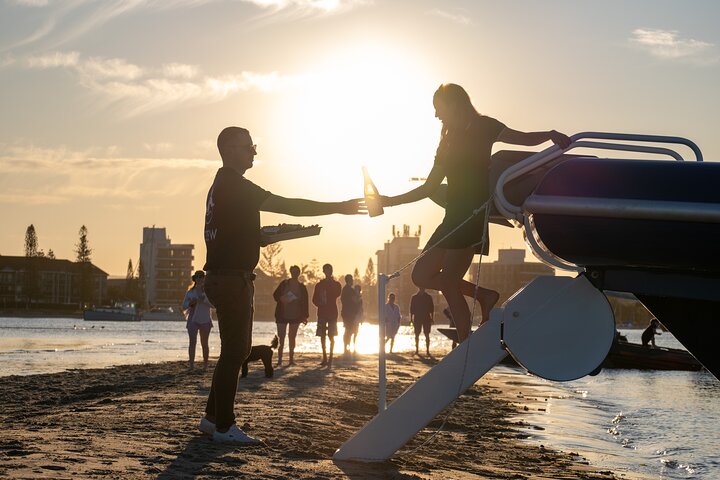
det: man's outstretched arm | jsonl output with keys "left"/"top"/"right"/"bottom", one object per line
{"left": 260, "top": 194, "right": 364, "bottom": 216}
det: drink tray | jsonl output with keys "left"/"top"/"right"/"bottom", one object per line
{"left": 260, "top": 224, "right": 322, "bottom": 245}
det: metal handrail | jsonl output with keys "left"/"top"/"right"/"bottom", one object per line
{"left": 495, "top": 132, "right": 703, "bottom": 222}
{"left": 492, "top": 131, "right": 705, "bottom": 272}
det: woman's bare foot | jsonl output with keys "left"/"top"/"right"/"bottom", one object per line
{"left": 479, "top": 290, "right": 500, "bottom": 325}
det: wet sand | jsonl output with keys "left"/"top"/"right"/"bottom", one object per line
{"left": 0, "top": 352, "right": 623, "bottom": 479}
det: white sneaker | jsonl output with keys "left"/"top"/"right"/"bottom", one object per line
{"left": 213, "top": 424, "right": 261, "bottom": 444}
{"left": 199, "top": 417, "right": 216, "bottom": 435}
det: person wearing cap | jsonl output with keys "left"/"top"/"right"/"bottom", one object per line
{"left": 182, "top": 270, "right": 213, "bottom": 371}
{"left": 199, "top": 126, "right": 364, "bottom": 444}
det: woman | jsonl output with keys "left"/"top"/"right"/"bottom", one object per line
{"left": 383, "top": 293, "right": 401, "bottom": 354}
{"left": 382, "top": 83, "right": 570, "bottom": 342}
{"left": 182, "top": 270, "right": 214, "bottom": 370}
{"left": 273, "top": 265, "right": 309, "bottom": 366}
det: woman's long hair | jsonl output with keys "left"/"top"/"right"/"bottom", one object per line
{"left": 433, "top": 83, "right": 482, "bottom": 140}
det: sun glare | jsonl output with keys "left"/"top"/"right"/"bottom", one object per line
{"left": 272, "top": 43, "right": 440, "bottom": 199}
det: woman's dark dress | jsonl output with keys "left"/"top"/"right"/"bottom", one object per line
{"left": 425, "top": 115, "right": 505, "bottom": 255}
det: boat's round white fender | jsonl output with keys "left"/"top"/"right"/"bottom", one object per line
{"left": 501, "top": 275, "right": 615, "bottom": 381}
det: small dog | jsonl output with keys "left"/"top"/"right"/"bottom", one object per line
{"left": 241, "top": 335, "right": 279, "bottom": 378}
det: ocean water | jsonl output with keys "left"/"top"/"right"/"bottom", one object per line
{"left": 499, "top": 329, "right": 720, "bottom": 479}
{"left": 1, "top": 316, "right": 717, "bottom": 478}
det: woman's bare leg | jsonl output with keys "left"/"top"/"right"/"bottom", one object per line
{"left": 276, "top": 322, "right": 287, "bottom": 367}
{"left": 288, "top": 323, "right": 299, "bottom": 365}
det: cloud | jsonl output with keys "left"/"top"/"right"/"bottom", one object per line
{"left": 26, "top": 50, "right": 80, "bottom": 68}
{"left": 631, "top": 28, "right": 718, "bottom": 65}
{"left": 4, "top": 0, "right": 368, "bottom": 53}
{"left": 0, "top": 143, "right": 216, "bottom": 206}
{"left": 8, "top": 0, "right": 49, "bottom": 6}
{"left": 162, "top": 63, "right": 199, "bottom": 79}
{"left": 22, "top": 51, "right": 297, "bottom": 116}
{"left": 427, "top": 8, "right": 471, "bottom": 26}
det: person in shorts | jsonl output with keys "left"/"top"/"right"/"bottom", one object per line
{"left": 410, "top": 287, "right": 434, "bottom": 356}
{"left": 313, "top": 263, "right": 341, "bottom": 367}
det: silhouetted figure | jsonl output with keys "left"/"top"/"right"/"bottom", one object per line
{"left": 352, "top": 284, "right": 364, "bottom": 351}
{"left": 383, "top": 293, "right": 401, "bottom": 354}
{"left": 410, "top": 287, "right": 434, "bottom": 356}
{"left": 182, "top": 270, "right": 213, "bottom": 371}
{"left": 341, "top": 274, "right": 360, "bottom": 354}
{"left": 273, "top": 265, "right": 308, "bottom": 367}
{"left": 380, "top": 83, "right": 570, "bottom": 343}
{"left": 313, "top": 263, "right": 342, "bottom": 367}
{"left": 200, "top": 126, "right": 362, "bottom": 444}
{"left": 642, "top": 318, "right": 662, "bottom": 348}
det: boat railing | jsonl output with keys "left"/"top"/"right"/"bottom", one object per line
{"left": 493, "top": 131, "right": 705, "bottom": 272}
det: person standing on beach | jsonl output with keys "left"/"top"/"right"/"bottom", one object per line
{"left": 341, "top": 274, "right": 359, "bottom": 354}
{"left": 182, "top": 270, "right": 213, "bottom": 371}
{"left": 352, "top": 284, "right": 364, "bottom": 351}
{"left": 380, "top": 83, "right": 570, "bottom": 343}
{"left": 273, "top": 265, "right": 308, "bottom": 367}
{"left": 313, "top": 263, "right": 341, "bottom": 367}
{"left": 383, "top": 293, "right": 402, "bottom": 354}
{"left": 410, "top": 287, "right": 434, "bottom": 356}
{"left": 201, "top": 126, "right": 363, "bottom": 443}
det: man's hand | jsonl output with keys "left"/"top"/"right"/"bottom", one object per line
{"left": 549, "top": 130, "right": 572, "bottom": 149}
{"left": 337, "top": 198, "right": 367, "bottom": 215}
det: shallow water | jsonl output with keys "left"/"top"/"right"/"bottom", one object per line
{"left": 499, "top": 329, "right": 720, "bottom": 479}
{"left": 0, "top": 316, "right": 453, "bottom": 376}
{"left": 1, "top": 317, "right": 717, "bottom": 478}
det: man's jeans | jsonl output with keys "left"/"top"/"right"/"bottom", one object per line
{"left": 204, "top": 273, "right": 254, "bottom": 430}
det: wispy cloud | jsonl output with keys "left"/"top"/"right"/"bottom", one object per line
{"left": 23, "top": 51, "right": 297, "bottom": 116}
{"left": 630, "top": 28, "right": 718, "bottom": 65}
{"left": 427, "top": 8, "right": 471, "bottom": 26}
{"left": 8, "top": 0, "right": 49, "bottom": 6}
{"left": 4, "top": 0, "right": 367, "bottom": 52}
{"left": 0, "top": 143, "right": 215, "bottom": 206}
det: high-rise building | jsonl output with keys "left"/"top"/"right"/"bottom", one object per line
{"left": 376, "top": 225, "right": 441, "bottom": 319}
{"left": 139, "top": 227, "right": 193, "bottom": 308}
{"left": 469, "top": 248, "right": 555, "bottom": 304}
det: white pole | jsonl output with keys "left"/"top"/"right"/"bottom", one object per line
{"left": 377, "top": 273, "right": 388, "bottom": 412}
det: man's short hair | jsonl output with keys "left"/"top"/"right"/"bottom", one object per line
{"left": 322, "top": 263, "right": 333, "bottom": 272}
{"left": 345, "top": 274, "right": 353, "bottom": 282}
{"left": 217, "top": 126, "right": 249, "bottom": 161}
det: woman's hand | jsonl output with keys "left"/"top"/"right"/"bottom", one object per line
{"left": 549, "top": 130, "right": 572, "bottom": 149}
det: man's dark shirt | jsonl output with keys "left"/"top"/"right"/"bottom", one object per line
{"left": 341, "top": 285, "right": 358, "bottom": 318}
{"left": 410, "top": 291, "right": 434, "bottom": 324}
{"left": 203, "top": 167, "right": 271, "bottom": 271}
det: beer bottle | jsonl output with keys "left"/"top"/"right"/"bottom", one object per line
{"left": 362, "top": 166, "right": 384, "bottom": 217}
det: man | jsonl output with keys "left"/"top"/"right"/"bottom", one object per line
{"left": 340, "top": 274, "right": 359, "bottom": 354}
{"left": 313, "top": 263, "right": 342, "bottom": 367}
{"left": 410, "top": 287, "right": 434, "bottom": 356}
{"left": 200, "top": 126, "right": 362, "bottom": 443}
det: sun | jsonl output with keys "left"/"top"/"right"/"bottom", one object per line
{"left": 269, "top": 42, "right": 441, "bottom": 200}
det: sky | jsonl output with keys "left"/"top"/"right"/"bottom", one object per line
{"left": 1, "top": 0, "right": 719, "bottom": 278}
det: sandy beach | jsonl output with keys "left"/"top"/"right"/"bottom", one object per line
{"left": 0, "top": 351, "right": 623, "bottom": 479}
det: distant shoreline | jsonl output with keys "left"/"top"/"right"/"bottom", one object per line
{"left": 0, "top": 310, "right": 82, "bottom": 319}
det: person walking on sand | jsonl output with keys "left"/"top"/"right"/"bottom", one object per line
{"left": 380, "top": 83, "right": 570, "bottom": 343}
{"left": 410, "top": 287, "right": 434, "bottom": 356}
{"left": 182, "top": 270, "right": 214, "bottom": 371}
{"left": 200, "top": 126, "right": 363, "bottom": 444}
{"left": 341, "top": 274, "right": 359, "bottom": 354}
{"left": 313, "top": 263, "right": 342, "bottom": 367}
{"left": 383, "top": 293, "right": 402, "bottom": 354}
{"left": 273, "top": 265, "right": 308, "bottom": 367}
